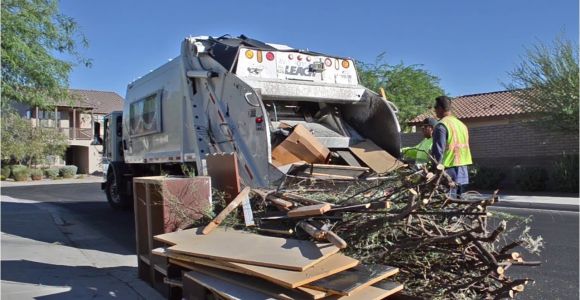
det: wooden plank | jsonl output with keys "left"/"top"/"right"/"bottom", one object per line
{"left": 287, "top": 203, "right": 332, "bottom": 218}
{"left": 287, "top": 163, "right": 368, "bottom": 179}
{"left": 336, "top": 150, "right": 362, "bottom": 167}
{"left": 206, "top": 153, "right": 241, "bottom": 204}
{"left": 350, "top": 140, "right": 404, "bottom": 174}
{"left": 202, "top": 187, "right": 251, "bottom": 234}
{"left": 324, "top": 280, "right": 404, "bottom": 300}
{"left": 305, "top": 264, "right": 399, "bottom": 296}
{"left": 161, "top": 227, "right": 340, "bottom": 271}
{"left": 183, "top": 271, "right": 275, "bottom": 300}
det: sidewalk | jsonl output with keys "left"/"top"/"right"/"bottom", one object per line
{"left": 0, "top": 195, "right": 163, "bottom": 300}
{"left": 497, "top": 194, "right": 579, "bottom": 211}
{"left": 1, "top": 175, "right": 103, "bottom": 188}
{"left": 485, "top": 193, "right": 579, "bottom": 212}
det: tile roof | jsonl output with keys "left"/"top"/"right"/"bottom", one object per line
{"left": 60, "top": 89, "right": 124, "bottom": 114}
{"left": 409, "top": 90, "right": 532, "bottom": 124}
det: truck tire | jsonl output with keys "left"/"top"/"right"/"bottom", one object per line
{"left": 105, "top": 168, "right": 131, "bottom": 210}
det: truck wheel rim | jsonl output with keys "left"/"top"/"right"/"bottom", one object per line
{"left": 109, "top": 181, "right": 121, "bottom": 204}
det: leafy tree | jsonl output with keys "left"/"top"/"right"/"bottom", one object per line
{"left": 1, "top": 0, "right": 90, "bottom": 109}
{"left": 357, "top": 54, "right": 445, "bottom": 131}
{"left": 504, "top": 37, "right": 579, "bottom": 133}
{"left": 1, "top": 112, "right": 68, "bottom": 166}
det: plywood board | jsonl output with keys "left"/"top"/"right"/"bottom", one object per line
{"left": 324, "top": 280, "right": 404, "bottom": 300}
{"left": 162, "top": 227, "right": 339, "bottom": 271}
{"left": 305, "top": 264, "right": 399, "bottom": 296}
{"left": 189, "top": 264, "right": 322, "bottom": 300}
{"left": 184, "top": 270, "right": 275, "bottom": 300}
{"left": 225, "top": 254, "right": 359, "bottom": 289}
{"left": 165, "top": 248, "right": 334, "bottom": 299}
{"left": 350, "top": 140, "right": 404, "bottom": 174}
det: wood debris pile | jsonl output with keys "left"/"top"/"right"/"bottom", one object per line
{"left": 225, "top": 160, "right": 543, "bottom": 299}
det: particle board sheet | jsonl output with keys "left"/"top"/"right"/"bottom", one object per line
{"left": 324, "top": 280, "right": 404, "bottom": 300}
{"left": 350, "top": 140, "right": 405, "bottom": 174}
{"left": 161, "top": 227, "right": 340, "bottom": 271}
{"left": 163, "top": 248, "right": 339, "bottom": 298}
{"left": 305, "top": 264, "right": 399, "bottom": 296}
{"left": 184, "top": 270, "right": 275, "bottom": 300}
{"left": 188, "top": 264, "right": 324, "bottom": 300}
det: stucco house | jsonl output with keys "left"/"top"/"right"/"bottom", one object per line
{"left": 14, "top": 89, "right": 124, "bottom": 174}
{"left": 404, "top": 90, "right": 578, "bottom": 172}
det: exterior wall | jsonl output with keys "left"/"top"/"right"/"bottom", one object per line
{"left": 401, "top": 121, "right": 579, "bottom": 188}
{"left": 88, "top": 145, "right": 104, "bottom": 174}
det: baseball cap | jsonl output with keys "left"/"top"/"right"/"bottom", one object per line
{"left": 421, "top": 117, "right": 438, "bottom": 127}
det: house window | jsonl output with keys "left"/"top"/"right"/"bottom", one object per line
{"left": 38, "top": 110, "right": 61, "bottom": 127}
{"left": 129, "top": 91, "right": 162, "bottom": 136}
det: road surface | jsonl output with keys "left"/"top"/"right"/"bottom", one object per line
{"left": 2, "top": 182, "right": 578, "bottom": 299}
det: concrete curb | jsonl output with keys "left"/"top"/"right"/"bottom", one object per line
{"left": 493, "top": 200, "right": 579, "bottom": 212}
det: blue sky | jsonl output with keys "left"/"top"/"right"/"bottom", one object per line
{"left": 60, "top": 0, "right": 578, "bottom": 98}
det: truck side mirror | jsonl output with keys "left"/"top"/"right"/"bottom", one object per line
{"left": 91, "top": 122, "right": 102, "bottom": 145}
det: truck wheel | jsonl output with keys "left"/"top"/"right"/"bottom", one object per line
{"left": 106, "top": 170, "right": 131, "bottom": 210}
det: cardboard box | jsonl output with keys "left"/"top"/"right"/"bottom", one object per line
{"left": 272, "top": 124, "right": 330, "bottom": 166}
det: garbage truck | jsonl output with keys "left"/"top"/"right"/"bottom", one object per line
{"left": 95, "top": 35, "right": 401, "bottom": 209}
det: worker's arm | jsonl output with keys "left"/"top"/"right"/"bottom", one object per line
{"left": 431, "top": 124, "right": 447, "bottom": 163}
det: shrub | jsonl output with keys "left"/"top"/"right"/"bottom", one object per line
{"left": 513, "top": 166, "right": 548, "bottom": 192}
{"left": 60, "top": 165, "right": 78, "bottom": 178}
{"left": 1, "top": 165, "right": 11, "bottom": 179}
{"left": 30, "top": 168, "right": 43, "bottom": 180}
{"left": 44, "top": 168, "right": 60, "bottom": 180}
{"left": 550, "top": 154, "right": 579, "bottom": 193}
{"left": 468, "top": 165, "right": 506, "bottom": 190}
{"left": 11, "top": 165, "right": 30, "bottom": 181}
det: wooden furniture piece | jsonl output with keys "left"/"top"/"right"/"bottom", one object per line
{"left": 133, "top": 176, "right": 211, "bottom": 294}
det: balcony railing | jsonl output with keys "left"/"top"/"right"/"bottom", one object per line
{"left": 57, "top": 127, "right": 93, "bottom": 140}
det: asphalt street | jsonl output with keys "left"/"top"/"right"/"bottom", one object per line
{"left": 1, "top": 182, "right": 578, "bottom": 299}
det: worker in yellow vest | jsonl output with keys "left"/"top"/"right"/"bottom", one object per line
{"left": 431, "top": 96, "right": 473, "bottom": 197}
{"left": 401, "top": 117, "right": 437, "bottom": 164}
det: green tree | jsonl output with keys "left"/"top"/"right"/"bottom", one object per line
{"left": 357, "top": 54, "right": 445, "bottom": 131}
{"left": 1, "top": 0, "right": 90, "bottom": 109}
{"left": 1, "top": 112, "right": 68, "bottom": 166}
{"left": 504, "top": 37, "right": 579, "bottom": 133}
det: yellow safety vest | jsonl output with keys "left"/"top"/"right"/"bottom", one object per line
{"left": 439, "top": 116, "right": 472, "bottom": 167}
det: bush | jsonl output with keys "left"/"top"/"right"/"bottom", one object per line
{"left": 550, "top": 154, "right": 579, "bottom": 193}
{"left": 11, "top": 165, "right": 30, "bottom": 181}
{"left": 469, "top": 165, "right": 506, "bottom": 190}
{"left": 1, "top": 165, "right": 11, "bottom": 179}
{"left": 44, "top": 168, "right": 60, "bottom": 179}
{"left": 30, "top": 168, "right": 43, "bottom": 180}
{"left": 513, "top": 166, "right": 548, "bottom": 192}
{"left": 60, "top": 165, "right": 78, "bottom": 178}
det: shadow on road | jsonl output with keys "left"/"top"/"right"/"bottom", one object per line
{"left": 1, "top": 198, "right": 136, "bottom": 256}
{"left": 1, "top": 259, "right": 139, "bottom": 299}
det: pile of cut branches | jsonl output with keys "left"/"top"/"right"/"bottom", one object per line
{"left": 247, "top": 162, "right": 543, "bottom": 299}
